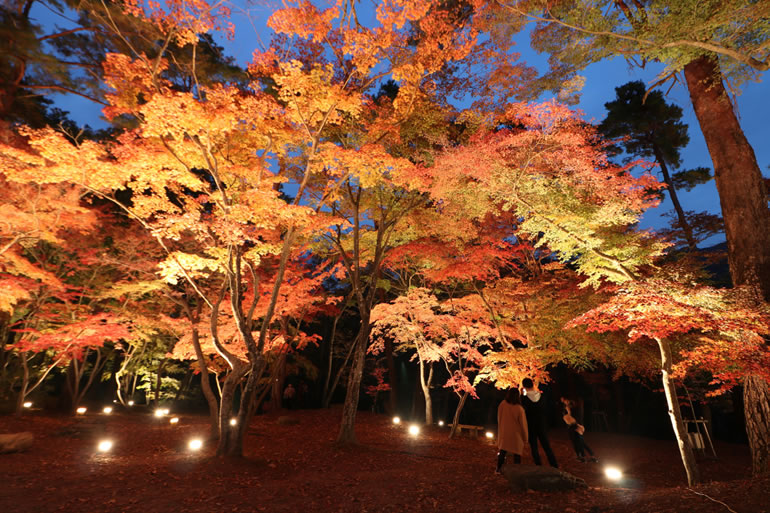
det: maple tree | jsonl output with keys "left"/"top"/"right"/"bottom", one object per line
{"left": 484, "top": 1, "right": 770, "bottom": 473}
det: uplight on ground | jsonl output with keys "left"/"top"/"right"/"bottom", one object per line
{"left": 154, "top": 409, "right": 165, "bottom": 418}
{"left": 97, "top": 440, "right": 113, "bottom": 453}
{"left": 188, "top": 438, "right": 203, "bottom": 451}
{"left": 127, "top": 400, "right": 134, "bottom": 406}
{"left": 392, "top": 416, "right": 401, "bottom": 425}
{"left": 230, "top": 418, "right": 237, "bottom": 426}
{"left": 169, "top": 417, "right": 179, "bottom": 424}
{"left": 438, "top": 420, "right": 444, "bottom": 427}
{"left": 103, "top": 406, "right": 113, "bottom": 414}
{"left": 23, "top": 401, "right": 32, "bottom": 408}
{"left": 76, "top": 407, "right": 87, "bottom": 415}
{"left": 408, "top": 425, "right": 420, "bottom": 436}
{"left": 485, "top": 431, "right": 494, "bottom": 439}
{"left": 605, "top": 467, "right": 623, "bottom": 481}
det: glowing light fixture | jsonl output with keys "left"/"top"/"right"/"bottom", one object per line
{"left": 76, "top": 407, "right": 87, "bottom": 415}
{"left": 23, "top": 401, "right": 32, "bottom": 408}
{"left": 604, "top": 467, "right": 623, "bottom": 481}
{"left": 128, "top": 400, "right": 134, "bottom": 406}
{"left": 162, "top": 408, "right": 170, "bottom": 415}
{"left": 230, "top": 418, "right": 237, "bottom": 426}
{"left": 392, "top": 416, "right": 401, "bottom": 425}
{"left": 103, "top": 406, "right": 113, "bottom": 414}
{"left": 485, "top": 431, "right": 494, "bottom": 439}
{"left": 437, "top": 420, "right": 444, "bottom": 427}
{"left": 169, "top": 417, "right": 179, "bottom": 424}
{"left": 408, "top": 425, "right": 420, "bottom": 436}
{"left": 97, "top": 440, "right": 113, "bottom": 452}
{"left": 154, "top": 408, "right": 165, "bottom": 418}
{"left": 188, "top": 438, "right": 203, "bottom": 451}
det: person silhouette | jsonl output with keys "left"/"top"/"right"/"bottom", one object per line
{"left": 520, "top": 378, "right": 558, "bottom": 468}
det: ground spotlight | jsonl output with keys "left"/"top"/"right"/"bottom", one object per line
{"left": 230, "top": 418, "right": 237, "bottom": 426}
{"left": 438, "top": 420, "right": 444, "bottom": 427}
{"left": 103, "top": 406, "right": 113, "bottom": 414}
{"left": 169, "top": 417, "right": 179, "bottom": 424}
{"left": 188, "top": 438, "right": 203, "bottom": 451}
{"left": 485, "top": 431, "right": 494, "bottom": 439}
{"left": 408, "top": 425, "right": 420, "bottom": 436}
{"left": 23, "top": 401, "right": 32, "bottom": 408}
{"left": 392, "top": 416, "right": 401, "bottom": 425}
{"left": 97, "top": 440, "right": 113, "bottom": 453}
{"left": 162, "top": 408, "right": 170, "bottom": 415}
{"left": 154, "top": 408, "right": 165, "bottom": 418}
{"left": 127, "top": 400, "right": 134, "bottom": 406}
{"left": 76, "top": 407, "right": 87, "bottom": 415}
{"left": 604, "top": 466, "right": 623, "bottom": 481}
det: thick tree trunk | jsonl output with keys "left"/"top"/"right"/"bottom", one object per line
{"left": 337, "top": 321, "right": 369, "bottom": 444}
{"left": 744, "top": 375, "right": 770, "bottom": 475}
{"left": 652, "top": 143, "right": 697, "bottom": 251}
{"left": 449, "top": 391, "right": 469, "bottom": 439}
{"left": 656, "top": 337, "right": 699, "bottom": 486}
{"left": 216, "top": 362, "right": 247, "bottom": 457}
{"left": 684, "top": 55, "right": 770, "bottom": 475}
{"left": 684, "top": 55, "right": 770, "bottom": 296}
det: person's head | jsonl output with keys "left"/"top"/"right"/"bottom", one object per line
{"left": 505, "top": 389, "right": 521, "bottom": 405}
{"left": 521, "top": 378, "right": 534, "bottom": 390}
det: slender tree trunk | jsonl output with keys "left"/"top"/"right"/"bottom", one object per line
{"left": 417, "top": 356, "right": 433, "bottom": 424}
{"left": 322, "top": 313, "right": 341, "bottom": 406}
{"left": 449, "top": 391, "right": 469, "bottom": 439}
{"left": 190, "top": 327, "right": 219, "bottom": 437}
{"left": 154, "top": 358, "right": 167, "bottom": 406}
{"left": 337, "top": 321, "right": 369, "bottom": 444}
{"left": 385, "top": 339, "right": 398, "bottom": 415}
{"left": 684, "top": 54, "right": 770, "bottom": 475}
{"left": 15, "top": 352, "right": 30, "bottom": 415}
{"left": 323, "top": 336, "right": 357, "bottom": 408}
{"left": 656, "top": 337, "right": 699, "bottom": 486}
{"left": 652, "top": 143, "right": 697, "bottom": 251}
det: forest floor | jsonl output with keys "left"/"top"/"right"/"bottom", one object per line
{"left": 1, "top": 407, "right": 768, "bottom": 513}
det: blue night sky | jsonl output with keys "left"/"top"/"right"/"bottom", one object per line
{"left": 34, "top": 2, "right": 770, "bottom": 247}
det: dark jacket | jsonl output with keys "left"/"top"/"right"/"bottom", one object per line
{"left": 521, "top": 391, "right": 547, "bottom": 431}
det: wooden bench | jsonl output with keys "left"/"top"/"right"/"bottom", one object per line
{"left": 456, "top": 424, "right": 485, "bottom": 438}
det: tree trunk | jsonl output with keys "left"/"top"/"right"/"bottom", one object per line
{"left": 418, "top": 356, "right": 433, "bottom": 425}
{"left": 684, "top": 55, "right": 770, "bottom": 295}
{"left": 684, "top": 54, "right": 770, "bottom": 475}
{"left": 216, "top": 361, "right": 247, "bottom": 457}
{"left": 385, "top": 339, "right": 398, "bottom": 416}
{"left": 190, "top": 327, "right": 220, "bottom": 437}
{"left": 656, "top": 337, "right": 699, "bottom": 486}
{"left": 744, "top": 374, "right": 770, "bottom": 475}
{"left": 323, "top": 336, "right": 356, "bottom": 408}
{"left": 449, "top": 391, "right": 469, "bottom": 439}
{"left": 337, "top": 321, "right": 369, "bottom": 444}
{"left": 154, "top": 358, "right": 167, "bottom": 407}
{"left": 651, "top": 143, "right": 697, "bottom": 251}
{"left": 15, "top": 352, "right": 30, "bottom": 415}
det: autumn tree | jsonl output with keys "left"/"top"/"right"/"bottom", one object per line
{"left": 570, "top": 278, "right": 770, "bottom": 484}
{"left": 485, "top": 1, "right": 770, "bottom": 472}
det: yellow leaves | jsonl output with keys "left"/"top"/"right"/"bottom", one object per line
{"left": 273, "top": 61, "right": 363, "bottom": 129}
{"left": 103, "top": 53, "right": 169, "bottom": 120}
{"left": 156, "top": 251, "right": 223, "bottom": 285}
{"left": 0, "top": 277, "right": 31, "bottom": 314}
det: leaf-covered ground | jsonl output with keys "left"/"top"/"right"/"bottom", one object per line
{"left": 2, "top": 407, "right": 767, "bottom": 512}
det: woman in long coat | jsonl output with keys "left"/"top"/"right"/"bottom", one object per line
{"left": 496, "top": 388, "right": 529, "bottom": 473}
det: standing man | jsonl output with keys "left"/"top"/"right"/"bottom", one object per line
{"left": 521, "top": 378, "right": 559, "bottom": 468}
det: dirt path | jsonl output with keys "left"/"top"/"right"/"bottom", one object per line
{"left": 1, "top": 408, "right": 767, "bottom": 512}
